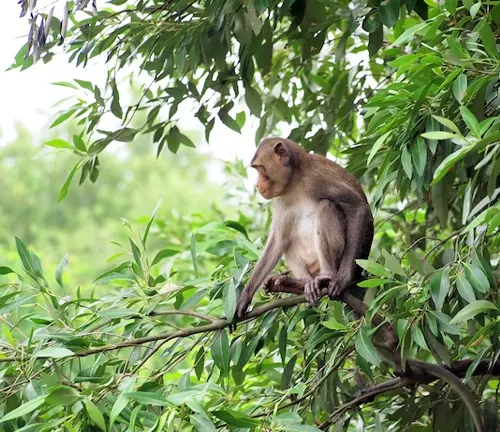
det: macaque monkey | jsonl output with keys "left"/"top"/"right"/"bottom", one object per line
{"left": 236, "top": 137, "right": 374, "bottom": 318}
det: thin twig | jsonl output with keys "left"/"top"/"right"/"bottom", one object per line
{"left": 150, "top": 309, "right": 216, "bottom": 322}
{"left": 254, "top": 346, "right": 356, "bottom": 418}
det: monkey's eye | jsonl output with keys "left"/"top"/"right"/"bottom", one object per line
{"left": 252, "top": 164, "right": 265, "bottom": 174}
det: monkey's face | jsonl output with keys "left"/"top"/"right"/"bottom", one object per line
{"left": 255, "top": 167, "right": 274, "bottom": 199}
{"left": 252, "top": 149, "right": 292, "bottom": 200}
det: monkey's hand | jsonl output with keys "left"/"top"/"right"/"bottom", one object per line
{"left": 235, "top": 291, "right": 252, "bottom": 319}
{"left": 235, "top": 285, "right": 253, "bottom": 319}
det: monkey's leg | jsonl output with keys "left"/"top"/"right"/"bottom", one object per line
{"left": 284, "top": 254, "right": 317, "bottom": 304}
{"left": 312, "top": 200, "right": 346, "bottom": 303}
{"left": 329, "top": 203, "right": 373, "bottom": 298}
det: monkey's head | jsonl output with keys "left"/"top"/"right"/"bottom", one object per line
{"left": 251, "top": 138, "right": 302, "bottom": 199}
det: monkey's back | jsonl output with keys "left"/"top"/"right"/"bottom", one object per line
{"left": 301, "top": 153, "right": 367, "bottom": 203}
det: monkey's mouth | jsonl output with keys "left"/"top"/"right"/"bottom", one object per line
{"left": 259, "top": 188, "right": 273, "bottom": 199}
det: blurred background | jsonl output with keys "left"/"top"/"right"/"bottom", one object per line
{"left": 0, "top": 2, "right": 267, "bottom": 286}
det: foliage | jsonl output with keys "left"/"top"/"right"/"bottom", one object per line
{"left": 2, "top": 0, "right": 500, "bottom": 430}
{"left": 0, "top": 125, "right": 222, "bottom": 285}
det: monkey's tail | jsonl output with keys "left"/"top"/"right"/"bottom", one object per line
{"left": 409, "top": 359, "right": 484, "bottom": 432}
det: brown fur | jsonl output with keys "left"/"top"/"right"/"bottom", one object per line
{"left": 236, "top": 137, "right": 374, "bottom": 317}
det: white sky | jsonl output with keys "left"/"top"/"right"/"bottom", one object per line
{"left": 0, "top": 1, "right": 258, "bottom": 167}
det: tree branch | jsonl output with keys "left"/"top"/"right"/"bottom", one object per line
{"left": 149, "top": 309, "right": 216, "bottom": 322}
{"left": 319, "top": 377, "right": 410, "bottom": 430}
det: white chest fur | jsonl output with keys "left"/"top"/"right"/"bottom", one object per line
{"left": 293, "top": 201, "right": 316, "bottom": 243}
{"left": 284, "top": 200, "right": 319, "bottom": 273}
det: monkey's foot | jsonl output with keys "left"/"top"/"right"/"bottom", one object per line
{"left": 263, "top": 273, "right": 290, "bottom": 294}
{"left": 327, "top": 276, "right": 347, "bottom": 299}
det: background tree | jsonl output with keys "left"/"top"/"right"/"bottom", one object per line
{"left": 0, "top": 0, "right": 499, "bottom": 430}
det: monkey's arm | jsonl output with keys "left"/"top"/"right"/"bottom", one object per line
{"left": 236, "top": 233, "right": 284, "bottom": 318}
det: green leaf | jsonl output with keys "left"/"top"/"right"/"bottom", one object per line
{"left": 113, "top": 128, "right": 138, "bottom": 143}
{"left": 423, "top": 326, "right": 451, "bottom": 365}
{"left": 190, "top": 233, "right": 199, "bottom": 277}
{"left": 456, "top": 274, "right": 476, "bottom": 303}
{"left": 224, "top": 281, "right": 236, "bottom": 321}
{"left": 446, "top": 0, "right": 458, "bottom": 15}
{"left": 211, "top": 330, "right": 230, "bottom": 374}
{"left": 129, "top": 238, "right": 142, "bottom": 270}
{"left": 479, "top": 19, "right": 499, "bottom": 59}
{"left": 245, "top": 86, "right": 262, "bottom": 117}
{"left": 465, "top": 264, "right": 490, "bottom": 293}
{"left": 276, "top": 412, "right": 303, "bottom": 426}
{"left": 449, "top": 300, "right": 498, "bottom": 324}
{"left": 407, "top": 251, "right": 427, "bottom": 275}
{"left": 142, "top": 197, "right": 163, "bottom": 246}
{"left": 236, "top": 111, "right": 246, "bottom": 129}
{"left": 195, "top": 347, "right": 205, "bottom": 379}
{"left": 218, "top": 109, "right": 241, "bottom": 133}
{"left": 391, "top": 22, "right": 427, "bottom": 46}
{"left": 111, "top": 81, "right": 122, "bottom": 119}
{"left": 488, "top": 156, "right": 500, "bottom": 198}
{"left": 471, "top": 1, "right": 481, "bottom": 17}
{"left": 36, "top": 347, "right": 74, "bottom": 358}
{"left": 381, "top": 250, "right": 406, "bottom": 276}
{"left": 58, "top": 164, "right": 79, "bottom": 202}
{"left": 431, "top": 268, "right": 450, "bottom": 312}
{"left": 55, "top": 253, "right": 69, "bottom": 288}
{"left": 0, "top": 266, "right": 15, "bottom": 275}
{"left": 52, "top": 81, "right": 78, "bottom": 89}
{"left": 45, "top": 139, "right": 73, "bottom": 150}
{"left": 453, "top": 73, "right": 467, "bottom": 104}
{"left": 109, "top": 377, "right": 135, "bottom": 429}
{"left": 124, "top": 391, "right": 171, "bottom": 406}
{"left": 213, "top": 409, "right": 260, "bottom": 428}
{"left": 355, "top": 327, "right": 381, "bottom": 366}
{"left": 75, "top": 79, "right": 95, "bottom": 92}
{"left": 281, "top": 354, "right": 298, "bottom": 389}
{"left": 459, "top": 106, "right": 481, "bottom": 137}
{"left": 379, "top": 0, "right": 400, "bottom": 27}
{"left": 357, "top": 278, "right": 390, "bottom": 287}
{"left": 411, "top": 324, "right": 429, "bottom": 351}
{"left": 190, "top": 414, "right": 217, "bottom": 432}
{"left": 321, "top": 319, "right": 347, "bottom": 330}
{"left": 285, "top": 426, "right": 323, "bottom": 432}
{"left": 0, "top": 396, "right": 46, "bottom": 423}
{"left": 472, "top": 250, "right": 495, "bottom": 288}
{"left": 279, "top": 325, "right": 287, "bottom": 365}
{"left": 368, "top": 25, "right": 384, "bottom": 57}
{"left": 83, "top": 398, "right": 107, "bottom": 431}
{"left": 432, "top": 115, "right": 461, "bottom": 134}
{"left": 431, "top": 146, "right": 473, "bottom": 185}
{"left": 50, "top": 109, "right": 76, "bottom": 128}
{"left": 15, "top": 237, "right": 34, "bottom": 273}
{"left": 73, "top": 135, "right": 87, "bottom": 152}
{"left": 368, "top": 131, "right": 391, "bottom": 165}
{"left": 401, "top": 146, "right": 413, "bottom": 179}
{"left": 421, "top": 132, "right": 457, "bottom": 140}
{"left": 412, "top": 137, "right": 427, "bottom": 177}
{"left": 151, "top": 248, "right": 180, "bottom": 266}
{"left": 355, "top": 259, "right": 390, "bottom": 277}
{"left": 46, "top": 386, "right": 80, "bottom": 406}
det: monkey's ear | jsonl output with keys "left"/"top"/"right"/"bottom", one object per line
{"left": 274, "top": 142, "right": 291, "bottom": 165}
